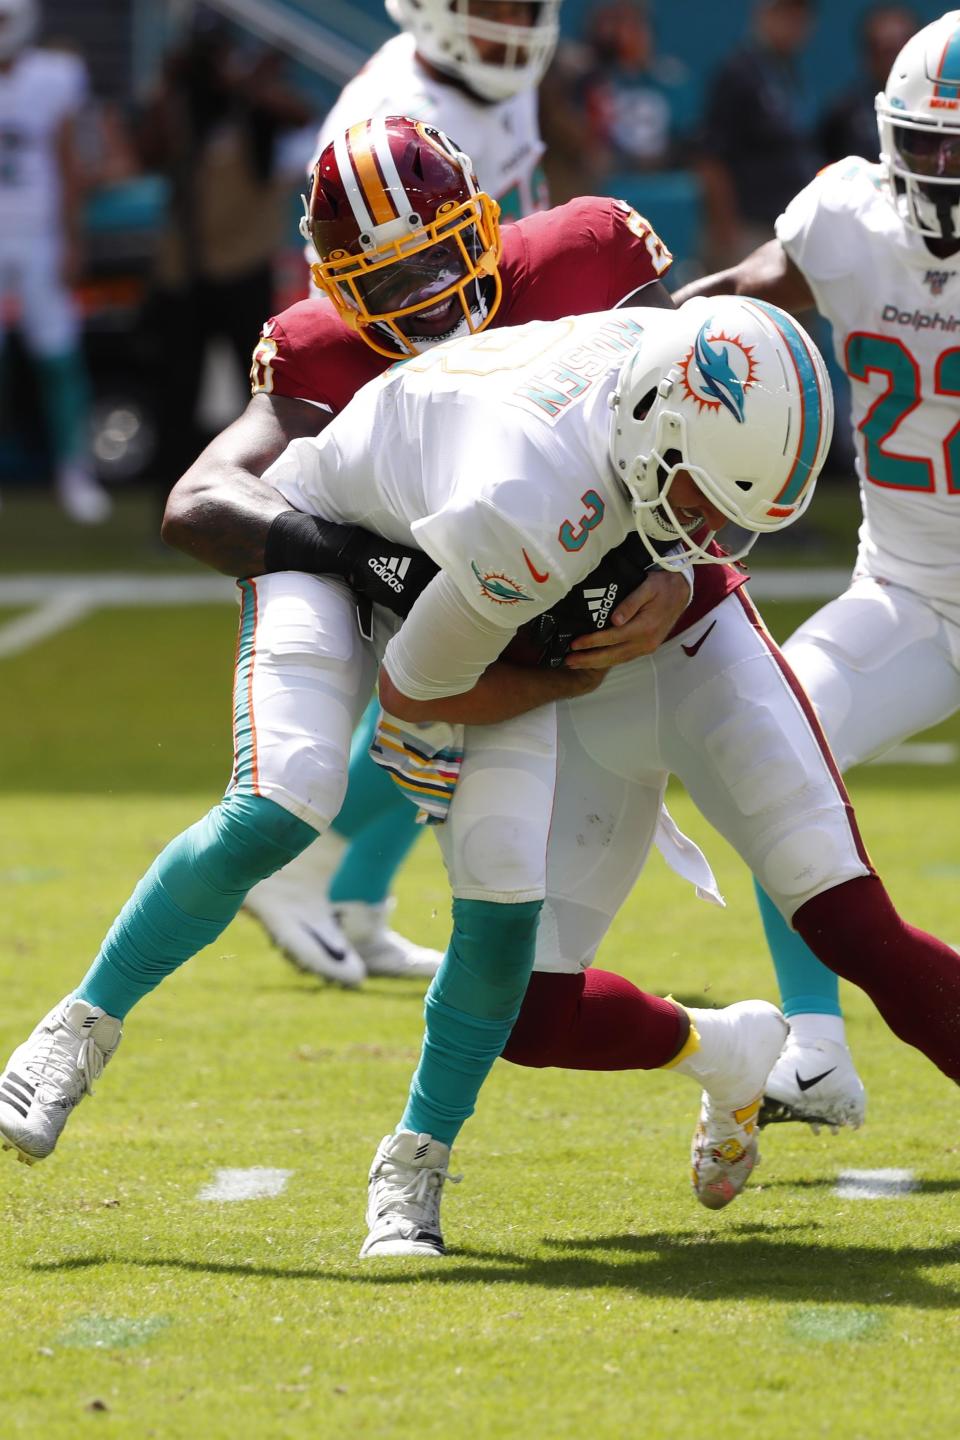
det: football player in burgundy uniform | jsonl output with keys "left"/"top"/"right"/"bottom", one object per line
{"left": 0, "top": 117, "right": 755, "bottom": 1195}
{"left": 253, "top": 0, "right": 560, "bottom": 979}
{"left": 165, "top": 113, "right": 735, "bottom": 989}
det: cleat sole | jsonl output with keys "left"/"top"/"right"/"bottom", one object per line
{"left": 2, "top": 1136, "right": 40, "bottom": 1166}
{"left": 759, "top": 1094, "right": 860, "bottom": 1133}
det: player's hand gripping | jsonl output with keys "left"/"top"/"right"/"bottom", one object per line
{"left": 563, "top": 569, "right": 692, "bottom": 670}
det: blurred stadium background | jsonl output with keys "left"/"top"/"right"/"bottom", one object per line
{"left": 0, "top": 0, "right": 951, "bottom": 524}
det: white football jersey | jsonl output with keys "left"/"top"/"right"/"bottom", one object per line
{"left": 777, "top": 157, "right": 960, "bottom": 608}
{"left": 0, "top": 48, "right": 88, "bottom": 231}
{"left": 267, "top": 309, "right": 665, "bottom": 628}
{"left": 315, "top": 33, "right": 547, "bottom": 221}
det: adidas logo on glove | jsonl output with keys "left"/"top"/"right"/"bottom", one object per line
{"left": 368, "top": 555, "right": 412, "bottom": 594}
{"left": 583, "top": 583, "right": 618, "bottom": 628}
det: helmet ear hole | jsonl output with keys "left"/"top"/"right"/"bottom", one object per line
{"left": 656, "top": 447, "right": 683, "bottom": 487}
{"left": 632, "top": 388, "right": 657, "bottom": 422}
{"left": 735, "top": 479, "right": 753, "bottom": 491}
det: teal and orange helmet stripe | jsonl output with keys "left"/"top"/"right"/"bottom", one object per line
{"left": 933, "top": 22, "right": 960, "bottom": 98}
{"left": 745, "top": 298, "right": 826, "bottom": 514}
{"left": 231, "top": 578, "right": 261, "bottom": 795}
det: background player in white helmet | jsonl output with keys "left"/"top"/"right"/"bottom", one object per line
{"left": 317, "top": 1, "right": 558, "bottom": 217}
{"left": 675, "top": 8, "right": 960, "bottom": 1133}
{"left": 245, "top": 0, "right": 562, "bottom": 982}
{"left": 0, "top": 0, "right": 112, "bottom": 523}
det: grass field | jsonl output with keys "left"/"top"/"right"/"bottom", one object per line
{"left": 1, "top": 530, "right": 959, "bottom": 1438}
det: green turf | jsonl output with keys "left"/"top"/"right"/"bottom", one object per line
{"left": 0, "top": 491, "right": 199, "bottom": 575}
{"left": 1, "top": 596, "right": 959, "bottom": 1438}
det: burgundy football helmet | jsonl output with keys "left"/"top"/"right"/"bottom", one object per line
{"left": 301, "top": 114, "right": 503, "bottom": 358}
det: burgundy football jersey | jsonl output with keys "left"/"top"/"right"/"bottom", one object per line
{"left": 249, "top": 194, "right": 741, "bottom": 633}
{"left": 250, "top": 196, "right": 671, "bottom": 415}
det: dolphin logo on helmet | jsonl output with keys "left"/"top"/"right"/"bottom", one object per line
{"left": 691, "top": 324, "right": 749, "bottom": 422}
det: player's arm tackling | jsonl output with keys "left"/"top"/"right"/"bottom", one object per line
{"left": 380, "top": 571, "right": 605, "bottom": 725}
{"left": 161, "top": 393, "right": 329, "bottom": 575}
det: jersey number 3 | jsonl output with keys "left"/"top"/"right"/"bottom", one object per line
{"left": 846, "top": 331, "right": 960, "bottom": 492}
{"left": 559, "top": 490, "right": 605, "bottom": 550}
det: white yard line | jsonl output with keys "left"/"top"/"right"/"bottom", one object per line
{"left": 747, "top": 568, "right": 853, "bottom": 601}
{"left": 0, "top": 573, "right": 235, "bottom": 607}
{"left": 0, "top": 591, "right": 97, "bottom": 659}
{"left": 197, "top": 1167, "right": 293, "bottom": 1202}
{"left": 866, "top": 743, "right": 958, "bottom": 766}
{"left": 0, "top": 574, "right": 236, "bottom": 657}
{"left": 834, "top": 1168, "right": 917, "bottom": 1199}
{"left": 0, "top": 569, "right": 846, "bottom": 615}
{"left": 0, "top": 569, "right": 850, "bottom": 662}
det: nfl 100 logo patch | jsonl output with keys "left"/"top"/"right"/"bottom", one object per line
{"left": 924, "top": 269, "right": 951, "bottom": 295}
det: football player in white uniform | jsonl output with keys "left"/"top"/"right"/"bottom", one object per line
{"left": 316, "top": 0, "right": 557, "bottom": 220}
{"left": 245, "top": 0, "right": 561, "bottom": 985}
{"left": 258, "top": 304, "right": 960, "bottom": 1256}
{"left": 0, "top": 0, "right": 111, "bottom": 522}
{"left": 0, "top": 298, "right": 833, "bottom": 1220}
{"left": 675, "top": 9, "right": 960, "bottom": 1132}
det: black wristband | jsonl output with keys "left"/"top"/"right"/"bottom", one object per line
{"left": 263, "top": 510, "right": 357, "bottom": 578}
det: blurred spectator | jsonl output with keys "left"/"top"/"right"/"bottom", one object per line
{"left": 0, "top": 0, "right": 112, "bottom": 522}
{"left": 579, "top": 1, "right": 698, "bottom": 176}
{"left": 138, "top": 9, "right": 312, "bottom": 500}
{"left": 539, "top": 37, "right": 600, "bottom": 203}
{"left": 699, "top": 0, "right": 822, "bottom": 266}
{"left": 818, "top": 4, "right": 919, "bottom": 163}
{"left": 43, "top": 33, "right": 139, "bottom": 188}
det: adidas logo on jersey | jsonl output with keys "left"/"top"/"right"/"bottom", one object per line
{"left": 584, "top": 583, "right": 618, "bottom": 628}
{"left": 368, "top": 555, "right": 411, "bottom": 593}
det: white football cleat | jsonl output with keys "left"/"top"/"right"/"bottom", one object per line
{"left": 0, "top": 997, "right": 122, "bottom": 1164}
{"left": 244, "top": 874, "right": 366, "bottom": 988}
{"left": 690, "top": 1000, "right": 789, "bottom": 1211}
{"left": 760, "top": 1034, "right": 866, "bottom": 1133}
{"left": 335, "top": 900, "right": 443, "bottom": 979}
{"left": 359, "top": 1130, "right": 459, "bottom": 1258}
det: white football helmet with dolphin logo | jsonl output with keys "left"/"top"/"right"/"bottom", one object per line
{"left": 608, "top": 295, "right": 834, "bottom": 566}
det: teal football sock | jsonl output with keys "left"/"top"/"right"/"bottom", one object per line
{"left": 755, "top": 878, "right": 842, "bottom": 1019}
{"left": 329, "top": 698, "right": 420, "bottom": 905}
{"left": 401, "top": 897, "right": 542, "bottom": 1145}
{"left": 77, "top": 794, "right": 316, "bottom": 1019}
{"left": 35, "top": 350, "right": 91, "bottom": 465}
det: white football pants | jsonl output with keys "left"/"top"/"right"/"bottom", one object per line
{"left": 0, "top": 231, "right": 79, "bottom": 356}
{"left": 781, "top": 573, "right": 960, "bottom": 770}
{"left": 234, "top": 575, "right": 870, "bottom": 977}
